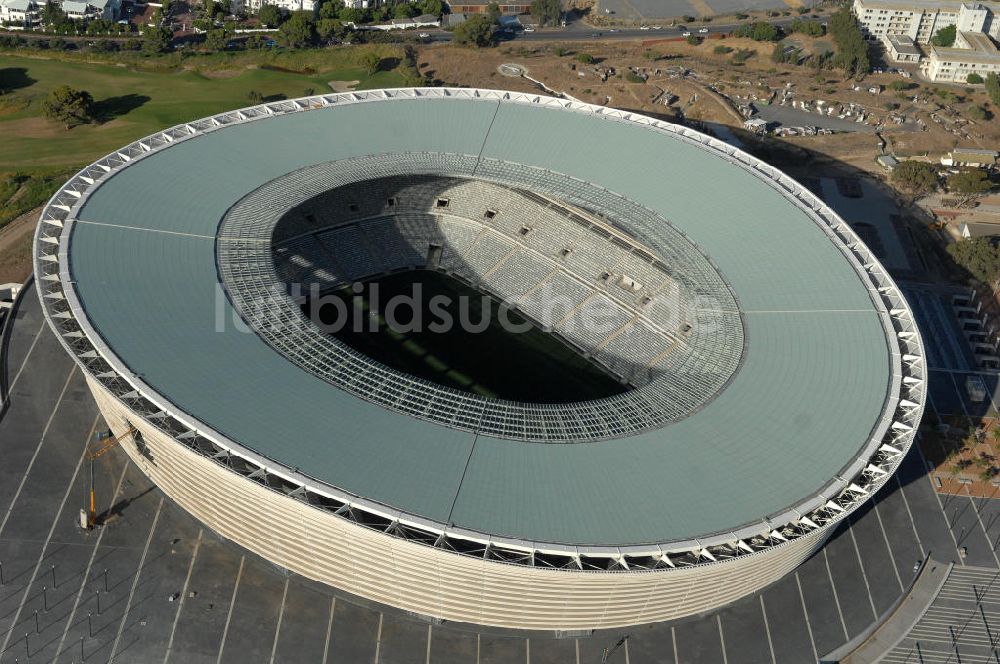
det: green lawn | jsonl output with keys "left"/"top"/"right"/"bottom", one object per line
{"left": 0, "top": 48, "right": 408, "bottom": 171}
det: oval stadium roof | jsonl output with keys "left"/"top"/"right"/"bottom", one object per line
{"left": 56, "top": 89, "right": 905, "bottom": 549}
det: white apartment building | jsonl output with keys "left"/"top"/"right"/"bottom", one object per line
{"left": 923, "top": 29, "right": 1000, "bottom": 80}
{"left": 0, "top": 0, "right": 39, "bottom": 25}
{"left": 242, "top": 0, "right": 316, "bottom": 13}
{"left": 61, "top": 0, "right": 119, "bottom": 20}
{"left": 852, "top": 0, "right": 1000, "bottom": 43}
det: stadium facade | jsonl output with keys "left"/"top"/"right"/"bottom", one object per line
{"left": 35, "top": 88, "right": 925, "bottom": 630}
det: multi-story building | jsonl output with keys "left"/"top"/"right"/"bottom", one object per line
{"left": 852, "top": 0, "right": 1000, "bottom": 43}
{"left": 885, "top": 33, "right": 923, "bottom": 60}
{"left": 0, "top": 0, "right": 39, "bottom": 25}
{"left": 242, "top": 0, "right": 315, "bottom": 13}
{"left": 60, "top": 0, "right": 120, "bottom": 20}
{"left": 923, "top": 29, "right": 1000, "bottom": 80}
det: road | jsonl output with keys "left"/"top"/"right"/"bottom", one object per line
{"left": 422, "top": 14, "right": 809, "bottom": 44}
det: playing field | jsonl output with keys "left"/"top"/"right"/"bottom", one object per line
{"left": 307, "top": 270, "right": 629, "bottom": 402}
{"left": 0, "top": 49, "right": 407, "bottom": 171}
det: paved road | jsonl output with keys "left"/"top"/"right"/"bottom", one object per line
{"left": 0, "top": 286, "right": 994, "bottom": 663}
{"left": 425, "top": 15, "right": 807, "bottom": 44}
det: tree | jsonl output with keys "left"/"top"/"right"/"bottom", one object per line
{"left": 41, "top": 1, "right": 66, "bottom": 26}
{"left": 685, "top": 34, "right": 701, "bottom": 45}
{"left": 337, "top": 6, "right": 368, "bottom": 23}
{"left": 827, "top": 7, "right": 869, "bottom": 78}
{"left": 733, "top": 21, "right": 780, "bottom": 41}
{"left": 987, "top": 72, "right": 1000, "bottom": 106}
{"left": 967, "top": 73, "right": 984, "bottom": 85}
{"left": 931, "top": 24, "right": 956, "bottom": 47}
{"left": 316, "top": 17, "right": 345, "bottom": 41}
{"left": 318, "top": 0, "right": 343, "bottom": 19}
{"left": 142, "top": 25, "right": 173, "bottom": 53}
{"left": 529, "top": 0, "right": 560, "bottom": 27}
{"left": 278, "top": 11, "right": 315, "bottom": 47}
{"left": 892, "top": 160, "right": 938, "bottom": 197}
{"left": 947, "top": 169, "right": 993, "bottom": 206}
{"left": 393, "top": 2, "right": 416, "bottom": 18}
{"left": 203, "top": 28, "right": 228, "bottom": 50}
{"left": 453, "top": 13, "right": 494, "bottom": 47}
{"left": 789, "top": 18, "right": 823, "bottom": 36}
{"left": 485, "top": 1, "right": 500, "bottom": 23}
{"left": 419, "top": 0, "right": 443, "bottom": 15}
{"left": 258, "top": 3, "right": 282, "bottom": 26}
{"left": 947, "top": 238, "right": 1000, "bottom": 284}
{"left": 575, "top": 52, "right": 593, "bottom": 63}
{"left": 247, "top": 89, "right": 263, "bottom": 103}
{"left": 360, "top": 51, "right": 381, "bottom": 75}
{"left": 42, "top": 85, "right": 94, "bottom": 128}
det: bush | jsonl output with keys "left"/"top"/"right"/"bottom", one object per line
{"left": 713, "top": 45, "right": 732, "bottom": 54}
{"left": 892, "top": 160, "right": 938, "bottom": 197}
{"left": 948, "top": 237, "right": 1000, "bottom": 283}
{"left": 625, "top": 71, "right": 645, "bottom": 83}
{"left": 968, "top": 104, "right": 988, "bottom": 120}
{"left": 453, "top": 14, "right": 494, "bottom": 47}
{"left": 575, "top": 52, "right": 593, "bottom": 64}
{"left": 730, "top": 48, "right": 754, "bottom": 64}
{"left": 967, "top": 72, "right": 984, "bottom": 85}
{"left": 733, "top": 21, "right": 781, "bottom": 41}
{"left": 42, "top": 85, "right": 94, "bottom": 128}
{"left": 989, "top": 73, "right": 1000, "bottom": 106}
{"left": 685, "top": 34, "right": 701, "bottom": 45}
{"left": 789, "top": 18, "right": 824, "bottom": 36}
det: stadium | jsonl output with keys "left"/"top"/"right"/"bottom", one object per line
{"left": 34, "top": 88, "right": 925, "bottom": 631}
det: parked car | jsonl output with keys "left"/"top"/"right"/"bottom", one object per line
{"left": 640, "top": 25, "right": 650, "bottom": 30}
{"left": 682, "top": 31, "right": 691, "bottom": 36}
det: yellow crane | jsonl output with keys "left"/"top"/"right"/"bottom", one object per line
{"left": 85, "top": 427, "right": 136, "bottom": 528}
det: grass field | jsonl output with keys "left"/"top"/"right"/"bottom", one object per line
{"left": 0, "top": 47, "right": 408, "bottom": 171}
{"left": 308, "top": 270, "right": 628, "bottom": 402}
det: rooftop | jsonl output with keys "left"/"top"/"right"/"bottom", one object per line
{"left": 887, "top": 34, "right": 922, "bottom": 55}
{"left": 930, "top": 32, "right": 1000, "bottom": 64}
{"left": 856, "top": 0, "right": 1000, "bottom": 12}
{"left": 951, "top": 147, "right": 1000, "bottom": 157}
{"left": 54, "top": 91, "right": 902, "bottom": 549}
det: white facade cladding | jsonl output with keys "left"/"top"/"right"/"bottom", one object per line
{"left": 853, "top": 0, "right": 1000, "bottom": 42}
{"left": 34, "top": 89, "right": 926, "bottom": 630}
{"left": 923, "top": 30, "right": 1000, "bottom": 80}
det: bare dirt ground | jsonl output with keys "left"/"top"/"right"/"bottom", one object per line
{"left": 417, "top": 38, "right": 1000, "bottom": 179}
{"left": 922, "top": 417, "right": 1000, "bottom": 498}
{"left": 0, "top": 207, "right": 39, "bottom": 285}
